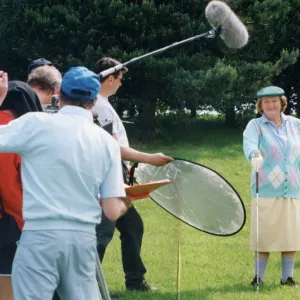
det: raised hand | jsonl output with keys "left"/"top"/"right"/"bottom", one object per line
{"left": 0, "top": 71, "right": 8, "bottom": 105}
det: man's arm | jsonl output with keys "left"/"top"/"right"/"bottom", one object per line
{"left": 99, "top": 140, "right": 132, "bottom": 221}
{"left": 101, "top": 196, "right": 132, "bottom": 221}
{"left": 120, "top": 146, "right": 173, "bottom": 166}
{"left": 0, "top": 114, "right": 32, "bottom": 154}
{"left": 103, "top": 104, "right": 172, "bottom": 166}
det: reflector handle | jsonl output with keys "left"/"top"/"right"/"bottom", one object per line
{"left": 129, "top": 163, "right": 139, "bottom": 186}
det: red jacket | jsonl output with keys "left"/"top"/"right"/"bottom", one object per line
{"left": 0, "top": 111, "right": 23, "bottom": 230}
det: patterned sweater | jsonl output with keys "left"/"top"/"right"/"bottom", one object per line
{"left": 243, "top": 114, "right": 300, "bottom": 198}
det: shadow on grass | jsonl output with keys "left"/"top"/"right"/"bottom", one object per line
{"left": 110, "top": 282, "right": 282, "bottom": 300}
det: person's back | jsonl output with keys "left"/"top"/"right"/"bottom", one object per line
{"left": 15, "top": 108, "right": 119, "bottom": 231}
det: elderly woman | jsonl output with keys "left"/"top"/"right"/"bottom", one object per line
{"left": 243, "top": 86, "right": 300, "bottom": 287}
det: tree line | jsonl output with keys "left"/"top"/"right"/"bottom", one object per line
{"left": 0, "top": 0, "right": 299, "bottom": 139}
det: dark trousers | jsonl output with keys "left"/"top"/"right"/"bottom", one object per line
{"left": 96, "top": 205, "right": 146, "bottom": 286}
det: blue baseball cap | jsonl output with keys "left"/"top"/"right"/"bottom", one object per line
{"left": 257, "top": 86, "right": 285, "bottom": 98}
{"left": 61, "top": 67, "right": 100, "bottom": 101}
{"left": 28, "top": 58, "right": 59, "bottom": 73}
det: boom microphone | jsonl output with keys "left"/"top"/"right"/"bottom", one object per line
{"left": 98, "top": 1, "right": 249, "bottom": 79}
{"left": 205, "top": 1, "right": 249, "bottom": 49}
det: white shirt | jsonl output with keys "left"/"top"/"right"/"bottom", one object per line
{"left": 0, "top": 106, "right": 125, "bottom": 232}
{"left": 93, "top": 94, "right": 129, "bottom": 148}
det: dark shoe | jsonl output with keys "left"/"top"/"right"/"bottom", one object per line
{"left": 126, "top": 280, "right": 158, "bottom": 292}
{"left": 250, "top": 275, "right": 263, "bottom": 286}
{"left": 281, "top": 277, "right": 298, "bottom": 287}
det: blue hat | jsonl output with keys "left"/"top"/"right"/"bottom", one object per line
{"left": 28, "top": 58, "right": 59, "bottom": 73}
{"left": 61, "top": 67, "right": 100, "bottom": 101}
{"left": 257, "top": 86, "right": 285, "bottom": 98}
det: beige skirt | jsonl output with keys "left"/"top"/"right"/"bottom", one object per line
{"left": 250, "top": 197, "right": 300, "bottom": 252}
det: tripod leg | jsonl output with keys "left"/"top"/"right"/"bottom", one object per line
{"left": 96, "top": 253, "right": 111, "bottom": 300}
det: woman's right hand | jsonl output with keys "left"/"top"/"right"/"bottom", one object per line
{"left": 251, "top": 152, "right": 264, "bottom": 172}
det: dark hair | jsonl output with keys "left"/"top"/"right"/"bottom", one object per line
{"left": 59, "top": 90, "right": 96, "bottom": 108}
{"left": 94, "top": 57, "right": 128, "bottom": 82}
{"left": 0, "top": 81, "right": 43, "bottom": 117}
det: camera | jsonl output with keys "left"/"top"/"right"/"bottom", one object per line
{"left": 44, "top": 95, "right": 59, "bottom": 113}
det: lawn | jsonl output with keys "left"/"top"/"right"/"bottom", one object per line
{"left": 101, "top": 117, "right": 299, "bottom": 300}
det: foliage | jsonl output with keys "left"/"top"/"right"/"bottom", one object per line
{"left": 0, "top": 0, "right": 299, "bottom": 137}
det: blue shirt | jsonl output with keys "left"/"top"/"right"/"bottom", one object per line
{"left": 0, "top": 106, "right": 126, "bottom": 232}
{"left": 243, "top": 114, "right": 300, "bottom": 198}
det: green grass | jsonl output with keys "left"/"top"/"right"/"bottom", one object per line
{"left": 101, "top": 118, "right": 299, "bottom": 299}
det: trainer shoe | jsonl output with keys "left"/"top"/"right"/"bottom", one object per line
{"left": 126, "top": 280, "right": 158, "bottom": 292}
{"left": 281, "top": 277, "right": 298, "bottom": 287}
{"left": 250, "top": 275, "right": 263, "bottom": 286}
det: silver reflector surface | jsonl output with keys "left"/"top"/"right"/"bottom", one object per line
{"left": 134, "top": 159, "right": 245, "bottom": 236}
